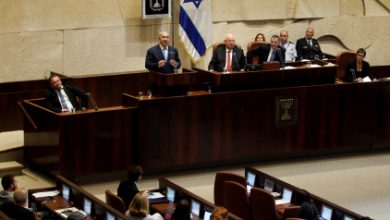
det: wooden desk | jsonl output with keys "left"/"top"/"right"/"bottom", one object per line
{"left": 122, "top": 81, "right": 390, "bottom": 173}
{"left": 194, "top": 65, "right": 337, "bottom": 92}
{"left": 245, "top": 167, "right": 370, "bottom": 220}
{"left": 29, "top": 175, "right": 128, "bottom": 220}
{"left": 148, "top": 68, "right": 199, "bottom": 96}
{"left": 23, "top": 99, "right": 137, "bottom": 177}
{"left": 156, "top": 177, "right": 242, "bottom": 220}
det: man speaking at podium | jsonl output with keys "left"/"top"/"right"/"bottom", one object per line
{"left": 45, "top": 75, "right": 89, "bottom": 113}
{"left": 145, "top": 31, "right": 181, "bottom": 74}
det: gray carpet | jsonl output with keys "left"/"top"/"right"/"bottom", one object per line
{"left": 81, "top": 152, "right": 390, "bottom": 220}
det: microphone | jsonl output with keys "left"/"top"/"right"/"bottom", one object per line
{"left": 276, "top": 48, "right": 285, "bottom": 69}
{"left": 86, "top": 92, "right": 99, "bottom": 111}
{"left": 350, "top": 68, "right": 357, "bottom": 81}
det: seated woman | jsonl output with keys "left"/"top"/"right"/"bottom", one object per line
{"left": 254, "top": 33, "right": 265, "bottom": 43}
{"left": 345, "top": 48, "right": 371, "bottom": 82}
{"left": 126, "top": 191, "right": 164, "bottom": 220}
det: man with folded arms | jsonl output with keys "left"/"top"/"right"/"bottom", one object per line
{"left": 247, "top": 35, "right": 286, "bottom": 64}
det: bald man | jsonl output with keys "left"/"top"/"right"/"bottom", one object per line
{"left": 279, "top": 30, "right": 297, "bottom": 62}
{"left": 208, "top": 34, "right": 246, "bottom": 72}
{"left": 295, "top": 27, "right": 323, "bottom": 60}
{"left": 145, "top": 31, "right": 181, "bottom": 74}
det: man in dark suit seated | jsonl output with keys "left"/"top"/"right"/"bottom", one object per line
{"left": 0, "top": 188, "right": 35, "bottom": 220}
{"left": 208, "top": 33, "right": 246, "bottom": 72}
{"left": 295, "top": 27, "right": 323, "bottom": 61}
{"left": 145, "top": 31, "right": 181, "bottom": 74}
{"left": 45, "top": 74, "right": 89, "bottom": 113}
{"left": 247, "top": 35, "right": 286, "bottom": 64}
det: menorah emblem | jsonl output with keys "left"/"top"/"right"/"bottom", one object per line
{"left": 150, "top": 0, "right": 164, "bottom": 11}
{"left": 280, "top": 98, "right": 294, "bottom": 121}
{"left": 274, "top": 96, "right": 298, "bottom": 129}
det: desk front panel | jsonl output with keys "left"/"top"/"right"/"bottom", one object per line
{"left": 135, "top": 81, "right": 390, "bottom": 172}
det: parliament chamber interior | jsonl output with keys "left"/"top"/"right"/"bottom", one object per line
{"left": 1, "top": 1, "right": 390, "bottom": 220}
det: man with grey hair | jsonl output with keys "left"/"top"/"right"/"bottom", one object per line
{"left": 0, "top": 188, "right": 35, "bottom": 220}
{"left": 145, "top": 31, "right": 181, "bottom": 74}
{"left": 208, "top": 33, "right": 246, "bottom": 72}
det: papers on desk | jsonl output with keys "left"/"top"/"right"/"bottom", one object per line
{"left": 147, "top": 192, "right": 165, "bottom": 199}
{"left": 362, "top": 76, "right": 372, "bottom": 82}
{"left": 282, "top": 66, "right": 296, "bottom": 70}
{"left": 55, "top": 207, "right": 87, "bottom": 218}
{"left": 32, "top": 190, "right": 60, "bottom": 198}
{"left": 275, "top": 198, "right": 291, "bottom": 205}
{"left": 308, "top": 64, "right": 321, "bottom": 68}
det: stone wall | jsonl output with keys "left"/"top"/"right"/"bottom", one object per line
{"left": 0, "top": 0, "right": 389, "bottom": 82}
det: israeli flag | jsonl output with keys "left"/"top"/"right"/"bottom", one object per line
{"left": 179, "top": 0, "right": 213, "bottom": 62}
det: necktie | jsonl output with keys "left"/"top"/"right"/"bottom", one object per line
{"left": 163, "top": 47, "right": 168, "bottom": 60}
{"left": 270, "top": 49, "right": 276, "bottom": 61}
{"left": 226, "top": 50, "right": 232, "bottom": 72}
{"left": 58, "top": 90, "right": 69, "bottom": 110}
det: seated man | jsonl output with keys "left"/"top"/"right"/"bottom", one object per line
{"left": 0, "top": 174, "right": 17, "bottom": 206}
{"left": 208, "top": 33, "right": 246, "bottom": 72}
{"left": 295, "top": 27, "right": 323, "bottom": 60}
{"left": 145, "top": 31, "right": 181, "bottom": 74}
{"left": 247, "top": 35, "right": 286, "bottom": 64}
{"left": 0, "top": 188, "right": 35, "bottom": 220}
{"left": 45, "top": 75, "right": 89, "bottom": 112}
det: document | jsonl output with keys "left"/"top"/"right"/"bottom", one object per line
{"left": 55, "top": 207, "right": 86, "bottom": 218}
{"left": 32, "top": 190, "right": 60, "bottom": 198}
{"left": 147, "top": 191, "right": 165, "bottom": 199}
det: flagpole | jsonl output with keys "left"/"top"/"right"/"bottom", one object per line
{"left": 171, "top": 0, "right": 175, "bottom": 48}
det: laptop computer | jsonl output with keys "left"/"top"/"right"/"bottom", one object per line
{"left": 246, "top": 172, "right": 256, "bottom": 192}
{"left": 106, "top": 212, "right": 115, "bottom": 220}
{"left": 62, "top": 184, "right": 70, "bottom": 201}
{"left": 167, "top": 186, "right": 175, "bottom": 203}
{"left": 320, "top": 204, "right": 333, "bottom": 220}
{"left": 264, "top": 178, "right": 274, "bottom": 192}
{"left": 275, "top": 187, "right": 292, "bottom": 205}
{"left": 343, "top": 215, "right": 354, "bottom": 220}
{"left": 191, "top": 200, "right": 201, "bottom": 217}
{"left": 203, "top": 210, "right": 212, "bottom": 220}
{"left": 83, "top": 197, "right": 92, "bottom": 215}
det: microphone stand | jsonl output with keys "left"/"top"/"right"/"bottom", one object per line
{"left": 276, "top": 48, "right": 285, "bottom": 70}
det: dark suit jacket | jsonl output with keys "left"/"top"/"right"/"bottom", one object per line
{"left": 117, "top": 179, "right": 139, "bottom": 208}
{"left": 247, "top": 44, "right": 286, "bottom": 64}
{"left": 0, "top": 202, "right": 35, "bottom": 220}
{"left": 45, "top": 83, "right": 89, "bottom": 112}
{"left": 295, "top": 38, "right": 323, "bottom": 60}
{"left": 345, "top": 60, "right": 371, "bottom": 82}
{"left": 145, "top": 45, "right": 181, "bottom": 74}
{"left": 208, "top": 45, "right": 246, "bottom": 72}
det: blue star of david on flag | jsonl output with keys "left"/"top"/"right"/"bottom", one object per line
{"left": 183, "top": 0, "right": 203, "bottom": 8}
